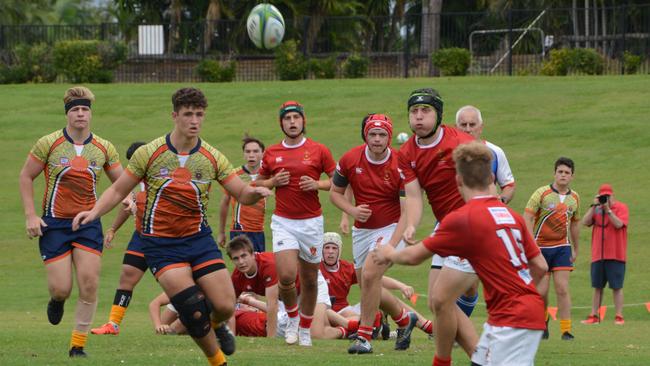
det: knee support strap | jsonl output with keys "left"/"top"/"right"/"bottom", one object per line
{"left": 170, "top": 285, "right": 212, "bottom": 338}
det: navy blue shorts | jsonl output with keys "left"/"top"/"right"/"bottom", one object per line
{"left": 540, "top": 246, "right": 573, "bottom": 271}
{"left": 39, "top": 216, "right": 103, "bottom": 264}
{"left": 591, "top": 260, "right": 625, "bottom": 289}
{"left": 230, "top": 231, "right": 265, "bottom": 252}
{"left": 123, "top": 231, "right": 147, "bottom": 272}
{"left": 140, "top": 231, "right": 225, "bottom": 280}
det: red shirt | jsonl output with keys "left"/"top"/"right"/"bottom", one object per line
{"left": 320, "top": 259, "right": 358, "bottom": 312}
{"left": 423, "top": 196, "right": 545, "bottom": 330}
{"left": 589, "top": 202, "right": 629, "bottom": 262}
{"left": 231, "top": 252, "right": 278, "bottom": 297}
{"left": 260, "top": 138, "right": 336, "bottom": 219}
{"left": 335, "top": 145, "right": 403, "bottom": 229}
{"left": 235, "top": 310, "right": 266, "bottom": 337}
{"left": 398, "top": 126, "right": 474, "bottom": 221}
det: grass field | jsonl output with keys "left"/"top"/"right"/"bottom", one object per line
{"left": 1, "top": 76, "right": 649, "bottom": 365}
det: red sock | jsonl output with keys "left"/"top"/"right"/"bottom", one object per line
{"left": 373, "top": 311, "right": 382, "bottom": 328}
{"left": 420, "top": 319, "right": 433, "bottom": 334}
{"left": 347, "top": 319, "right": 359, "bottom": 333}
{"left": 337, "top": 326, "right": 347, "bottom": 339}
{"left": 392, "top": 309, "right": 410, "bottom": 328}
{"left": 286, "top": 304, "right": 299, "bottom": 318}
{"left": 299, "top": 312, "right": 313, "bottom": 328}
{"left": 433, "top": 355, "right": 451, "bottom": 366}
{"left": 358, "top": 325, "right": 373, "bottom": 341}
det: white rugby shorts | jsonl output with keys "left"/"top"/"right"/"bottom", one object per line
{"left": 428, "top": 223, "right": 476, "bottom": 274}
{"left": 352, "top": 222, "right": 405, "bottom": 269}
{"left": 471, "top": 322, "right": 543, "bottom": 366}
{"left": 271, "top": 214, "right": 324, "bottom": 264}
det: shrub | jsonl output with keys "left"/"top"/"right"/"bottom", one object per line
{"left": 431, "top": 47, "right": 471, "bottom": 76}
{"left": 195, "top": 59, "right": 236, "bottom": 82}
{"left": 13, "top": 43, "right": 57, "bottom": 83}
{"left": 342, "top": 54, "right": 369, "bottom": 78}
{"left": 53, "top": 40, "right": 127, "bottom": 83}
{"left": 541, "top": 48, "right": 604, "bottom": 76}
{"left": 0, "top": 63, "right": 29, "bottom": 84}
{"left": 309, "top": 56, "right": 337, "bottom": 79}
{"left": 623, "top": 51, "right": 642, "bottom": 74}
{"left": 274, "top": 40, "right": 307, "bottom": 81}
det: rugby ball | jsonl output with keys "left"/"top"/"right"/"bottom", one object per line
{"left": 246, "top": 3, "right": 285, "bottom": 49}
{"left": 396, "top": 132, "right": 409, "bottom": 144}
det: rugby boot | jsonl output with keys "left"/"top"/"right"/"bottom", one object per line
{"left": 215, "top": 324, "right": 236, "bottom": 355}
{"left": 91, "top": 322, "right": 120, "bottom": 335}
{"left": 69, "top": 346, "right": 87, "bottom": 358}
{"left": 394, "top": 312, "right": 418, "bottom": 350}
{"left": 47, "top": 298, "right": 65, "bottom": 325}
{"left": 348, "top": 336, "right": 373, "bottom": 354}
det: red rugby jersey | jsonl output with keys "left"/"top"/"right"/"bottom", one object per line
{"left": 231, "top": 252, "right": 278, "bottom": 297}
{"left": 423, "top": 196, "right": 545, "bottom": 330}
{"left": 335, "top": 145, "right": 402, "bottom": 229}
{"left": 398, "top": 125, "right": 474, "bottom": 221}
{"left": 320, "top": 259, "right": 358, "bottom": 312}
{"left": 235, "top": 310, "right": 267, "bottom": 337}
{"left": 259, "top": 138, "right": 336, "bottom": 219}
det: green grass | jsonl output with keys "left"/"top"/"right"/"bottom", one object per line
{"left": 1, "top": 76, "right": 649, "bottom": 365}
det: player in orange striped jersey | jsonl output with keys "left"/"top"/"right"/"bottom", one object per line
{"left": 72, "top": 88, "right": 271, "bottom": 366}
{"left": 218, "top": 135, "right": 267, "bottom": 252}
{"left": 19, "top": 86, "right": 123, "bottom": 357}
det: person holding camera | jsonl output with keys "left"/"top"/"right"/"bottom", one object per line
{"left": 580, "top": 184, "right": 629, "bottom": 325}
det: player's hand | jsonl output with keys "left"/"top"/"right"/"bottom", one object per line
{"left": 372, "top": 244, "right": 394, "bottom": 266}
{"left": 571, "top": 248, "right": 578, "bottom": 263}
{"left": 299, "top": 176, "right": 318, "bottom": 191}
{"left": 72, "top": 210, "right": 96, "bottom": 231}
{"left": 339, "top": 214, "right": 350, "bottom": 236}
{"left": 217, "top": 232, "right": 226, "bottom": 248}
{"left": 400, "top": 285, "right": 415, "bottom": 299}
{"left": 155, "top": 324, "right": 173, "bottom": 335}
{"left": 252, "top": 186, "right": 273, "bottom": 198}
{"left": 352, "top": 204, "right": 372, "bottom": 223}
{"left": 25, "top": 214, "right": 47, "bottom": 239}
{"left": 122, "top": 194, "right": 136, "bottom": 215}
{"left": 103, "top": 228, "right": 115, "bottom": 248}
{"left": 272, "top": 168, "right": 290, "bottom": 187}
{"left": 238, "top": 292, "right": 254, "bottom": 305}
{"left": 403, "top": 225, "right": 417, "bottom": 245}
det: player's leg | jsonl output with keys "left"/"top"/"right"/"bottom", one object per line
{"left": 396, "top": 298, "right": 434, "bottom": 336}
{"left": 553, "top": 270, "right": 573, "bottom": 339}
{"left": 45, "top": 255, "right": 73, "bottom": 325}
{"left": 430, "top": 265, "right": 478, "bottom": 361}
{"left": 427, "top": 256, "right": 443, "bottom": 311}
{"left": 159, "top": 266, "right": 225, "bottom": 366}
{"left": 310, "top": 303, "right": 346, "bottom": 339}
{"left": 297, "top": 259, "right": 319, "bottom": 345}
{"left": 457, "top": 279, "right": 480, "bottom": 317}
{"left": 275, "top": 249, "right": 300, "bottom": 343}
{"left": 69, "top": 247, "right": 101, "bottom": 357}
{"left": 537, "top": 248, "right": 553, "bottom": 339}
{"left": 197, "top": 268, "right": 237, "bottom": 355}
{"left": 378, "top": 287, "right": 418, "bottom": 350}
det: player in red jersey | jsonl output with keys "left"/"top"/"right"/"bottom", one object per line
{"left": 72, "top": 88, "right": 271, "bottom": 366}
{"left": 329, "top": 114, "right": 418, "bottom": 354}
{"left": 19, "top": 86, "right": 123, "bottom": 357}
{"left": 256, "top": 101, "right": 336, "bottom": 346}
{"left": 226, "top": 235, "right": 279, "bottom": 337}
{"left": 396, "top": 88, "right": 478, "bottom": 360}
{"left": 374, "top": 141, "right": 548, "bottom": 366}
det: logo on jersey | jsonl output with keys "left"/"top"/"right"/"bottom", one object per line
{"left": 303, "top": 151, "right": 310, "bottom": 160}
{"left": 355, "top": 167, "right": 363, "bottom": 175}
{"left": 60, "top": 157, "right": 70, "bottom": 166}
{"left": 246, "top": 285, "right": 252, "bottom": 290}
{"left": 398, "top": 168, "right": 405, "bottom": 180}
{"left": 410, "top": 161, "right": 416, "bottom": 169}
{"left": 383, "top": 168, "right": 391, "bottom": 182}
{"left": 90, "top": 160, "right": 97, "bottom": 167}
{"left": 275, "top": 157, "right": 283, "bottom": 163}
{"left": 488, "top": 207, "right": 516, "bottom": 225}
{"left": 310, "top": 246, "right": 317, "bottom": 256}
{"left": 160, "top": 167, "right": 169, "bottom": 177}
{"left": 196, "top": 171, "right": 202, "bottom": 180}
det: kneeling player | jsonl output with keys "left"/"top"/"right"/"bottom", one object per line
{"left": 374, "top": 141, "right": 548, "bottom": 366}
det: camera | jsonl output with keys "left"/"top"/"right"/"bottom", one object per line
{"left": 598, "top": 195, "right": 609, "bottom": 204}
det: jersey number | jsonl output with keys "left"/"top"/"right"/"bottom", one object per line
{"left": 495, "top": 228, "right": 533, "bottom": 285}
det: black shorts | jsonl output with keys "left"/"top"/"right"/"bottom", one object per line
{"left": 591, "top": 260, "right": 625, "bottom": 289}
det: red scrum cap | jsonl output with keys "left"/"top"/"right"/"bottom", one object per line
{"left": 363, "top": 113, "right": 393, "bottom": 144}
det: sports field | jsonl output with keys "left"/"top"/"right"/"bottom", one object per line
{"left": 1, "top": 76, "right": 649, "bottom": 365}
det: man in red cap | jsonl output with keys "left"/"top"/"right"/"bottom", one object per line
{"left": 256, "top": 101, "right": 336, "bottom": 347}
{"left": 330, "top": 113, "right": 417, "bottom": 354}
{"left": 580, "top": 184, "right": 629, "bottom": 325}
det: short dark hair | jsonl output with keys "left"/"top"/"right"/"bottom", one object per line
{"left": 172, "top": 87, "right": 208, "bottom": 112}
{"left": 126, "top": 142, "right": 146, "bottom": 160}
{"left": 226, "top": 235, "right": 254, "bottom": 258}
{"left": 554, "top": 157, "right": 575, "bottom": 173}
{"left": 242, "top": 135, "right": 265, "bottom": 152}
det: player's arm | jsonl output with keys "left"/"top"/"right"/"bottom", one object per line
{"left": 339, "top": 186, "right": 354, "bottom": 235}
{"left": 403, "top": 179, "right": 423, "bottom": 244}
{"left": 264, "top": 284, "right": 279, "bottom": 337}
{"left": 569, "top": 218, "right": 580, "bottom": 262}
{"left": 374, "top": 241, "right": 431, "bottom": 266}
{"left": 149, "top": 292, "right": 173, "bottom": 334}
{"left": 105, "top": 164, "right": 124, "bottom": 183}
{"left": 499, "top": 184, "right": 516, "bottom": 204}
{"left": 386, "top": 198, "right": 407, "bottom": 247}
{"left": 223, "top": 174, "right": 272, "bottom": 206}
{"left": 239, "top": 293, "right": 268, "bottom": 312}
{"left": 523, "top": 211, "right": 536, "bottom": 238}
{"left": 381, "top": 275, "right": 415, "bottom": 299}
{"left": 19, "top": 155, "right": 47, "bottom": 238}
{"left": 528, "top": 254, "right": 548, "bottom": 287}
{"left": 103, "top": 197, "right": 134, "bottom": 249}
{"left": 217, "top": 193, "right": 231, "bottom": 247}
{"left": 329, "top": 175, "right": 372, "bottom": 223}
{"left": 255, "top": 168, "right": 290, "bottom": 189}
{"left": 72, "top": 171, "right": 139, "bottom": 230}
{"left": 299, "top": 170, "right": 333, "bottom": 191}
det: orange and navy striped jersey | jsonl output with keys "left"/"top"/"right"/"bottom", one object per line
{"left": 525, "top": 185, "right": 580, "bottom": 247}
{"left": 29, "top": 129, "right": 120, "bottom": 218}
{"left": 126, "top": 134, "right": 236, "bottom": 238}
{"left": 229, "top": 166, "right": 265, "bottom": 232}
